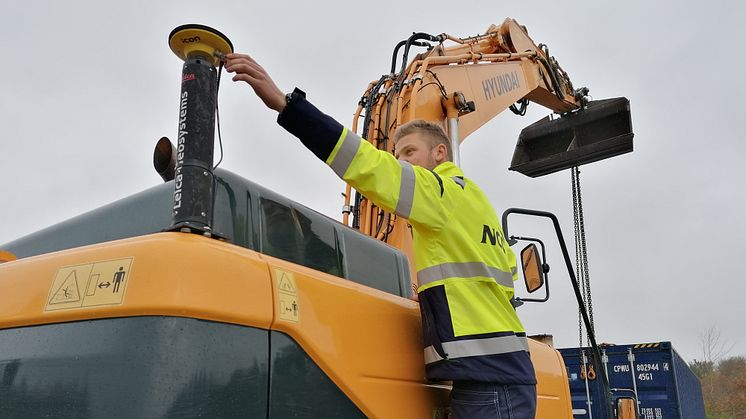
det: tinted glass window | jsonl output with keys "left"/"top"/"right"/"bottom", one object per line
{"left": 260, "top": 198, "right": 341, "bottom": 276}
{"left": 213, "top": 177, "right": 252, "bottom": 249}
{"left": 2, "top": 183, "right": 173, "bottom": 259}
{"left": 0, "top": 317, "right": 269, "bottom": 418}
{"left": 269, "top": 332, "right": 365, "bottom": 418}
{"left": 340, "top": 229, "right": 409, "bottom": 297}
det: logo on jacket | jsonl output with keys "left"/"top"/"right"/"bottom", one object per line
{"left": 480, "top": 225, "right": 506, "bottom": 250}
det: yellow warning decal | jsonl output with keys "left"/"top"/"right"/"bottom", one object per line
{"left": 273, "top": 267, "right": 299, "bottom": 323}
{"left": 45, "top": 258, "right": 134, "bottom": 312}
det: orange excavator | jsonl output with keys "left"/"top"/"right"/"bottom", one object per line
{"left": 344, "top": 18, "right": 631, "bottom": 289}
{"left": 0, "top": 19, "right": 633, "bottom": 418}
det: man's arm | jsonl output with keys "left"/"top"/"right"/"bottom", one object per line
{"left": 226, "top": 53, "right": 457, "bottom": 230}
{"left": 226, "top": 54, "right": 345, "bottom": 162}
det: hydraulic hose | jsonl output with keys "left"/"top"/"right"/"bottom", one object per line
{"left": 397, "top": 32, "right": 444, "bottom": 76}
{"left": 390, "top": 39, "right": 432, "bottom": 74}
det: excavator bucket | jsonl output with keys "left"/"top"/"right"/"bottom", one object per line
{"left": 509, "top": 97, "right": 633, "bottom": 177}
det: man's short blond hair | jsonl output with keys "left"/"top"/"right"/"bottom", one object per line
{"left": 393, "top": 120, "right": 453, "bottom": 161}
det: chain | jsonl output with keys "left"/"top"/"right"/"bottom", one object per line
{"left": 577, "top": 168, "right": 595, "bottom": 334}
{"left": 572, "top": 167, "right": 595, "bottom": 347}
{"left": 573, "top": 168, "right": 584, "bottom": 347}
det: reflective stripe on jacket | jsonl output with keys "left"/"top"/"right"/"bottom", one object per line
{"left": 278, "top": 89, "right": 536, "bottom": 384}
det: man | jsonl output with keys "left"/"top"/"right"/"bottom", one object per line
{"left": 225, "top": 53, "right": 537, "bottom": 418}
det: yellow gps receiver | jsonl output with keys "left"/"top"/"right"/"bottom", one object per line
{"left": 168, "top": 24, "right": 233, "bottom": 66}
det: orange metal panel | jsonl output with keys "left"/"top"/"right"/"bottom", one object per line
{"left": 0, "top": 233, "right": 274, "bottom": 330}
{"left": 265, "top": 255, "right": 450, "bottom": 419}
{"left": 0, "top": 232, "right": 571, "bottom": 418}
{"left": 431, "top": 61, "right": 539, "bottom": 142}
{"left": 530, "top": 338, "right": 574, "bottom": 418}
{"left": 0, "top": 250, "right": 17, "bottom": 263}
{"left": 0, "top": 233, "right": 450, "bottom": 417}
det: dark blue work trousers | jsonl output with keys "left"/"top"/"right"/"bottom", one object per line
{"left": 450, "top": 381, "right": 537, "bottom": 419}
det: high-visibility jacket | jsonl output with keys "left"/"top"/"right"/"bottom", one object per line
{"left": 278, "top": 89, "right": 536, "bottom": 384}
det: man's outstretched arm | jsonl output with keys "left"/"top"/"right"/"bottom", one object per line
{"left": 225, "top": 53, "right": 454, "bottom": 230}
{"left": 225, "top": 53, "right": 345, "bottom": 162}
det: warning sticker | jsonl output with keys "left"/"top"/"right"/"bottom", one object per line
{"left": 48, "top": 270, "right": 82, "bottom": 304}
{"left": 274, "top": 267, "right": 299, "bottom": 323}
{"left": 45, "top": 258, "right": 133, "bottom": 312}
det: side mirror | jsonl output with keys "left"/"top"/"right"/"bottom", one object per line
{"left": 616, "top": 397, "right": 637, "bottom": 419}
{"left": 153, "top": 136, "right": 176, "bottom": 182}
{"left": 521, "top": 244, "right": 545, "bottom": 293}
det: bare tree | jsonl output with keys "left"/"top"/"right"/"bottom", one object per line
{"left": 699, "top": 325, "right": 735, "bottom": 364}
{"left": 692, "top": 326, "right": 741, "bottom": 418}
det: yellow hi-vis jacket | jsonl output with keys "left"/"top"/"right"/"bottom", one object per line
{"left": 279, "top": 90, "right": 536, "bottom": 384}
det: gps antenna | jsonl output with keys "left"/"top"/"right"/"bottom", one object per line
{"left": 167, "top": 24, "right": 233, "bottom": 236}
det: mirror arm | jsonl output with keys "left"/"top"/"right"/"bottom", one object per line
{"left": 501, "top": 207, "right": 613, "bottom": 418}
{"left": 511, "top": 297, "right": 525, "bottom": 308}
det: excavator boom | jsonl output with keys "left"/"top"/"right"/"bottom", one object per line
{"left": 344, "top": 18, "right": 632, "bottom": 247}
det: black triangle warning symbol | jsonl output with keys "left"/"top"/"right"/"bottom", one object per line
{"left": 278, "top": 273, "right": 296, "bottom": 294}
{"left": 49, "top": 270, "right": 81, "bottom": 304}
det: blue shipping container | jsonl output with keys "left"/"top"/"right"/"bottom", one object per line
{"left": 558, "top": 342, "right": 705, "bottom": 419}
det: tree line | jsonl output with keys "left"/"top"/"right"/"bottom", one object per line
{"left": 689, "top": 327, "right": 746, "bottom": 418}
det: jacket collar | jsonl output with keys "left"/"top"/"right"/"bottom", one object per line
{"left": 433, "top": 161, "right": 464, "bottom": 178}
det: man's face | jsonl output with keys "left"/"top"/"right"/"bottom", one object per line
{"left": 394, "top": 133, "right": 445, "bottom": 170}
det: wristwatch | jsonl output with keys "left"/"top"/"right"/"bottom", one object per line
{"left": 282, "top": 88, "right": 305, "bottom": 114}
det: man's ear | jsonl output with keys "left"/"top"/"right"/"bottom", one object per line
{"left": 433, "top": 143, "right": 448, "bottom": 163}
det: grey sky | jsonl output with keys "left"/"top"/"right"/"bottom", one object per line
{"left": 2, "top": 0, "right": 744, "bottom": 362}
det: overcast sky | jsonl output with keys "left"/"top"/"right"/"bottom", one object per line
{"left": 2, "top": 1, "right": 744, "bottom": 363}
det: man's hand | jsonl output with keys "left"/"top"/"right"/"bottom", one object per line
{"left": 225, "top": 53, "right": 286, "bottom": 113}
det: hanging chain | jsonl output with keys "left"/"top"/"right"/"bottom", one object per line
{"left": 577, "top": 169, "right": 595, "bottom": 335}
{"left": 573, "top": 168, "right": 584, "bottom": 348}
{"left": 572, "top": 167, "right": 595, "bottom": 347}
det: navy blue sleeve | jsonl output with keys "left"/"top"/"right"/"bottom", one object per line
{"left": 276, "top": 88, "right": 345, "bottom": 162}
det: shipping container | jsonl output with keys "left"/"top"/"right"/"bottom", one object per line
{"left": 558, "top": 342, "right": 705, "bottom": 419}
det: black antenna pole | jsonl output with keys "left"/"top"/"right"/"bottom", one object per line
{"left": 167, "top": 24, "right": 233, "bottom": 236}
